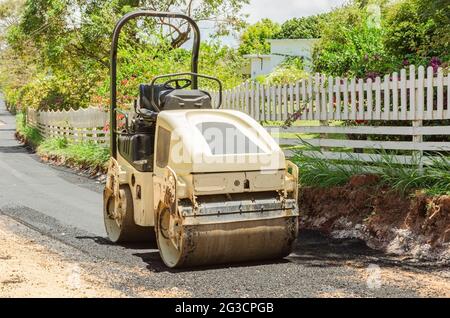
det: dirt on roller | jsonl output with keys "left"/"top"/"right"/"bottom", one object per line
{"left": 299, "top": 174, "right": 450, "bottom": 263}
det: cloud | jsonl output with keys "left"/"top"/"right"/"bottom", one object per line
{"left": 242, "top": 0, "right": 348, "bottom": 23}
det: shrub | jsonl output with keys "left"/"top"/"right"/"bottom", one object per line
{"left": 273, "top": 14, "right": 326, "bottom": 39}
{"left": 238, "top": 19, "right": 281, "bottom": 55}
{"left": 384, "top": 0, "right": 450, "bottom": 64}
{"left": 258, "top": 57, "right": 309, "bottom": 85}
{"left": 313, "top": 3, "right": 397, "bottom": 78}
{"left": 16, "top": 112, "right": 43, "bottom": 147}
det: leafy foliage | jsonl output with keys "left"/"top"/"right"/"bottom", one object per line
{"left": 312, "top": 3, "right": 396, "bottom": 78}
{"left": 238, "top": 19, "right": 281, "bottom": 55}
{"left": 384, "top": 0, "right": 450, "bottom": 64}
{"left": 0, "top": 0, "right": 247, "bottom": 111}
{"left": 16, "top": 112, "right": 43, "bottom": 147}
{"left": 261, "top": 57, "right": 308, "bottom": 85}
{"left": 273, "top": 14, "right": 326, "bottom": 39}
{"left": 313, "top": 0, "right": 449, "bottom": 78}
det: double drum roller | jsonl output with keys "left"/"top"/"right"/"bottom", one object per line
{"left": 104, "top": 9, "right": 299, "bottom": 268}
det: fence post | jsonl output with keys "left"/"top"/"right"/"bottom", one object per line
{"left": 412, "top": 120, "right": 424, "bottom": 172}
{"left": 255, "top": 82, "right": 260, "bottom": 121}
{"left": 244, "top": 81, "right": 249, "bottom": 115}
{"left": 437, "top": 67, "right": 444, "bottom": 119}
{"left": 282, "top": 84, "right": 288, "bottom": 121}
{"left": 319, "top": 120, "right": 329, "bottom": 152}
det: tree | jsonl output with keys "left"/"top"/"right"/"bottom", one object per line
{"left": 238, "top": 19, "right": 280, "bottom": 55}
{"left": 138, "top": 0, "right": 250, "bottom": 48}
{"left": 1, "top": 0, "right": 248, "bottom": 110}
{"left": 273, "top": 14, "right": 326, "bottom": 39}
{"left": 0, "top": 0, "right": 34, "bottom": 109}
{"left": 16, "top": 0, "right": 249, "bottom": 64}
{"left": 312, "top": 3, "right": 396, "bottom": 78}
{"left": 384, "top": 0, "right": 449, "bottom": 63}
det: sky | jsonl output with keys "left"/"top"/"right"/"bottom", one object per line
{"left": 205, "top": 0, "right": 348, "bottom": 46}
{"left": 242, "top": 0, "right": 348, "bottom": 24}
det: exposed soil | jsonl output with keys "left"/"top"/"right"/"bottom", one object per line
{"left": 299, "top": 174, "right": 450, "bottom": 263}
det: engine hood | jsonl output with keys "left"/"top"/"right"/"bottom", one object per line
{"left": 156, "top": 109, "right": 285, "bottom": 175}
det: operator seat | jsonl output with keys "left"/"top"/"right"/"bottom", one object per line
{"left": 138, "top": 83, "right": 212, "bottom": 112}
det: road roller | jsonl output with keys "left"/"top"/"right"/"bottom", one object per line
{"left": 104, "top": 10, "right": 299, "bottom": 268}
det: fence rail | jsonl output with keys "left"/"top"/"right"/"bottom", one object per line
{"left": 27, "top": 106, "right": 109, "bottom": 144}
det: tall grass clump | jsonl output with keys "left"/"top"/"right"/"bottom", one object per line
{"left": 16, "top": 112, "right": 43, "bottom": 147}
{"left": 291, "top": 140, "right": 450, "bottom": 196}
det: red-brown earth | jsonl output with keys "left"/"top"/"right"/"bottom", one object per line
{"left": 299, "top": 174, "right": 450, "bottom": 262}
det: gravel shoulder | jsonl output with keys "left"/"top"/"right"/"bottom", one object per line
{"left": 0, "top": 215, "right": 189, "bottom": 298}
{"left": 0, "top": 215, "right": 124, "bottom": 297}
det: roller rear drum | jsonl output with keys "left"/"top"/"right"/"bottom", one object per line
{"left": 155, "top": 202, "right": 298, "bottom": 268}
{"left": 104, "top": 185, "right": 154, "bottom": 243}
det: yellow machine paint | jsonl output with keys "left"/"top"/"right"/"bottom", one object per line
{"left": 104, "top": 10, "right": 299, "bottom": 268}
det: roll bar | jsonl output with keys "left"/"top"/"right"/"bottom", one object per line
{"left": 110, "top": 10, "right": 201, "bottom": 158}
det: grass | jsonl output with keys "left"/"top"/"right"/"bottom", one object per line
{"left": 16, "top": 113, "right": 43, "bottom": 147}
{"left": 291, "top": 143, "right": 450, "bottom": 196}
{"left": 38, "top": 137, "right": 110, "bottom": 169}
{"left": 16, "top": 113, "right": 109, "bottom": 170}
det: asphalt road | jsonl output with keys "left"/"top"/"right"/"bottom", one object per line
{"left": 0, "top": 100, "right": 447, "bottom": 297}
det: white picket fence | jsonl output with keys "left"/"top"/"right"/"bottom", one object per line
{"left": 218, "top": 64, "right": 450, "bottom": 165}
{"left": 27, "top": 106, "right": 109, "bottom": 143}
{"left": 26, "top": 64, "right": 450, "bottom": 166}
{"left": 219, "top": 65, "right": 449, "bottom": 121}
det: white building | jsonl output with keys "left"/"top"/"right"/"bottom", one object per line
{"left": 243, "top": 38, "right": 319, "bottom": 79}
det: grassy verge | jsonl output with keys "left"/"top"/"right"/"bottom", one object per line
{"left": 16, "top": 113, "right": 43, "bottom": 147}
{"left": 291, "top": 145, "right": 450, "bottom": 196}
{"left": 16, "top": 113, "right": 109, "bottom": 172}
{"left": 38, "top": 138, "right": 109, "bottom": 170}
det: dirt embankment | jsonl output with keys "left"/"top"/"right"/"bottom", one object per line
{"left": 299, "top": 175, "right": 450, "bottom": 262}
